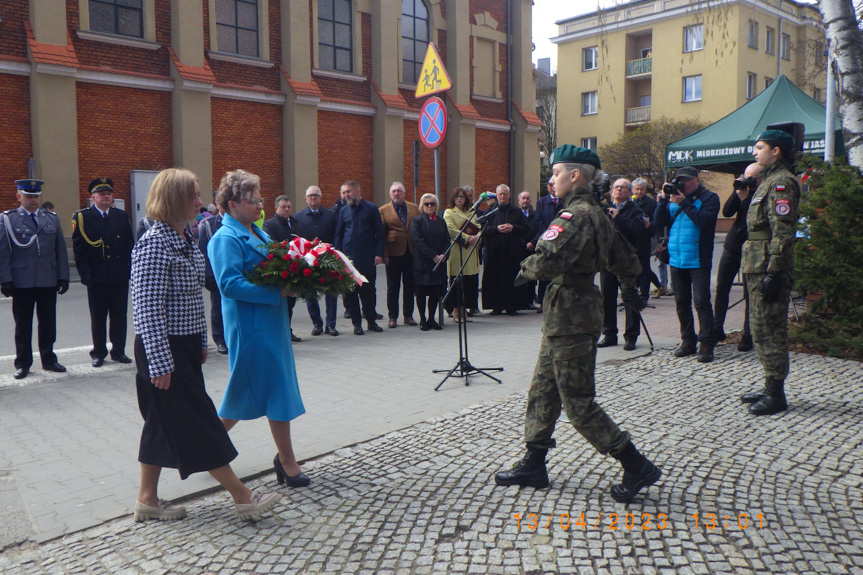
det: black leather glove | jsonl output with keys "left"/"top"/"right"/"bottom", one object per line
{"left": 621, "top": 287, "right": 646, "bottom": 313}
{"left": 57, "top": 279, "right": 69, "bottom": 295}
{"left": 513, "top": 271, "right": 529, "bottom": 287}
{"left": 0, "top": 282, "right": 14, "bottom": 298}
{"left": 759, "top": 272, "right": 783, "bottom": 304}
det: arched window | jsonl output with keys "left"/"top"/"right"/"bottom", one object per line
{"left": 401, "top": 0, "right": 429, "bottom": 84}
{"left": 319, "top": 0, "right": 353, "bottom": 72}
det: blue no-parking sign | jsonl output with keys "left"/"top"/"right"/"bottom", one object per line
{"left": 419, "top": 96, "right": 447, "bottom": 149}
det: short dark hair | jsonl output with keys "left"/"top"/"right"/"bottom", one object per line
{"left": 275, "top": 195, "right": 291, "bottom": 207}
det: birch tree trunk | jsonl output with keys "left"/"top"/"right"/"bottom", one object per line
{"left": 819, "top": 0, "right": 863, "bottom": 168}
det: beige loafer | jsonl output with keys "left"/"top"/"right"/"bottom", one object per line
{"left": 134, "top": 499, "right": 187, "bottom": 522}
{"left": 235, "top": 489, "right": 282, "bottom": 520}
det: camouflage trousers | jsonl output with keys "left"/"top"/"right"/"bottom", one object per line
{"left": 524, "top": 333, "right": 630, "bottom": 455}
{"left": 745, "top": 273, "right": 790, "bottom": 379}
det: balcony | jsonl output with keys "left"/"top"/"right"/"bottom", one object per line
{"left": 626, "top": 57, "right": 652, "bottom": 77}
{"left": 625, "top": 105, "right": 651, "bottom": 125}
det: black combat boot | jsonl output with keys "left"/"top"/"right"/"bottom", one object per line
{"left": 740, "top": 378, "right": 769, "bottom": 404}
{"left": 610, "top": 442, "right": 661, "bottom": 503}
{"left": 749, "top": 377, "right": 787, "bottom": 416}
{"left": 494, "top": 446, "right": 550, "bottom": 488}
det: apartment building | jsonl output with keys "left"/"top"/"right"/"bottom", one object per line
{"left": 552, "top": 0, "right": 825, "bottom": 152}
{"left": 0, "top": 0, "right": 541, "bottom": 228}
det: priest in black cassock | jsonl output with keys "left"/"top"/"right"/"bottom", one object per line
{"left": 480, "top": 185, "right": 529, "bottom": 315}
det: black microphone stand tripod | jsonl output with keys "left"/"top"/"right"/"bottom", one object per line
{"left": 432, "top": 207, "right": 503, "bottom": 391}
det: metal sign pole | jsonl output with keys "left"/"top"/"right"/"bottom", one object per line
{"left": 434, "top": 147, "right": 440, "bottom": 205}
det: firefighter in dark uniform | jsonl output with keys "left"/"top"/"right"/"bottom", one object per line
{"left": 740, "top": 130, "right": 801, "bottom": 415}
{"left": 71, "top": 177, "right": 134, "bottom": 367}
{"left": 0, "top": 179, "right": 70, "bottom": 379}
{"left": 494, "top": 145, "right": 661, "bottom": 503}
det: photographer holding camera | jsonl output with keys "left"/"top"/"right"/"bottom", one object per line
{"left": 654, "top": 167, "right": 720, "bottom": 362}
{"left": 713, "top": 163, "right": 761, "bottom": 350}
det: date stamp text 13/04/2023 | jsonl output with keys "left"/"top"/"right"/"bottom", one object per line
{"left": 513, "top": 512, "right": 765, "bottom": 532}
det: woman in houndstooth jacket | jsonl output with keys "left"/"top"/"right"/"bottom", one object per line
{"left": 131, "top": 168, "right": 280, "bottom": 522}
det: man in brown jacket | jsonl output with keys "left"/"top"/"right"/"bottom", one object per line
{"left": 379, "top": 181, "right": 420, "bottom": 328}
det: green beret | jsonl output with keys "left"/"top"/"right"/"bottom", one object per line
{"left": 550, "top": 144, "right": 601, "bottom": 170}
{"left": 756, "top": 129, "right": 795, "bottom": 149}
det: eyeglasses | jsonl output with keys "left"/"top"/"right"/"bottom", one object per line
{"left": 306, "top": 194, "right": 321, "bottom": 198}
{"left": 423, "top": 202, "right": 437, "bottom": 207}
{"left": 246, "top": 197, "right": 264, "bottom": 206}
{"left": 613, "top": 185, "right": 631, "bottom": 190}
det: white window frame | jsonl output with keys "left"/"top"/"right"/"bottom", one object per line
{"left": 748, "top": 20, "right": 759, "bottom": 49}
{"left": 583, "top": 46, "right": 598, "bottom": 71}
{"left": 683, "top": 24, "right": 703, "bottom": 53}
{"left": 581, "top": 91, "right": 597, "bottom": 115}
{"left": 746, "top": 73, "right": 757, "bottom": 99}
{"left": 765, "top": 27, "right": 775, "bottom": 55}
{"left": 683, "top": 75, "right": 702, "bottom": 102}
{"left": 581, "top": 137, "right": 597, "bottom": 150}
{"left": 780, "top": 33, "right": 791, "bottom": 60}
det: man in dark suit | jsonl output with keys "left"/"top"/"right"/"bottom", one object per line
{"left": 517, "top": 191, "right": 540, "bottom": 310}
{"left": 480, "top": 185, "right": 529, "bottom": 316}
{"left": 198, "top": 197, "right": 227, "bottom": 353}
{"left": 379, "top": 181, "right": 420, "bottom": 328}
{"left": 532, "top": 177, "right": 561, "bottom": 312}
{"left": 335, "top": 180, "right": 385, "bottom": 335}
{"left": 262, "top": 195, "right": 303, "bottom": 343}
{"left": 598, "top": 178, "right": 646, "bottom": 350}
{"left": 1, "top": 179, "right": 70, "bottom": 379}
{"left": 632, "top": 178, "right": 658, "bottom": 305}
{"left": 72, "top": 177, "right": 134, "bottom": 367}
{"left": 294, "top": 185, "right": 339, "bottom": 336}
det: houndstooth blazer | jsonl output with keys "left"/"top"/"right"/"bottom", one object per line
{"left": 131, "top": 221, "right": 207, "bottom": 378}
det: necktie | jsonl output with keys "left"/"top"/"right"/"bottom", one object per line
{"left": 102, "top": 211, "right": 107, "bottom": 219}
{"left": 523, "top": 210, "right": 529, "bottom": 217}
{"left": 31, "top": 213, "right": 38, "bottom": 228}
{"left": 553, "top": 198, "right": 558, "bottom": 206}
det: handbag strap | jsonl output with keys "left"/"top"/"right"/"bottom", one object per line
{"left": 659, "top": 207, "right": 682, "bottom": 240}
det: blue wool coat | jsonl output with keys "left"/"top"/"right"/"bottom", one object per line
{"left": 208, "top": 214, "right": 305, "bottom": 422}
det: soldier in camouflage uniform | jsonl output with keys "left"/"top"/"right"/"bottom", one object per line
{"left": 740, "top": 130, "right": 800, "bottom": 416}
{"left": 494, "top": 145, "right": 661, "bottom": 503}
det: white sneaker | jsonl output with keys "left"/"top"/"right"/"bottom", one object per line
{"left": 235, "top": 489, "right": 282, "bottom": 520}
{"left": 134, "top": 499, "right": 187, "bottom": 522}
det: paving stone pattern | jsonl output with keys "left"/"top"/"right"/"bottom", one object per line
{"left": 1, "top": 348, "right": 861, "bottom": 574}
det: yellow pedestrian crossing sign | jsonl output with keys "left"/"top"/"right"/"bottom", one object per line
{"left": 414, "top": 43, "right": 452, "bottom": 98}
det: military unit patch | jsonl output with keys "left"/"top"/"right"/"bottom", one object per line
{"left": 542, "top": 224, "right": 564, "bottom": 241}
{"left": 559, "top": 212, "right": 572, "bottom": 220}
{"left": 775, "top": 198, "right": 790, "bottom": 216}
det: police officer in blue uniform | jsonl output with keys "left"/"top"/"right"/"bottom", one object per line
{"left": 71, "top": 177, "right": 134, "bottom": 367}
{"left": 0, "top": 179, "right": 70, "bottom": 379}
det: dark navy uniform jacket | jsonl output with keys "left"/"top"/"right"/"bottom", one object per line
{"left": 0, "top": 207, "right": 69, "bottom": 288}
{"left": 294, "top": 206, "right": 337, "bottom": 244}
{"left": 71, "top": 206, "right": 134, "bottom": 285}
{"left": 335, "top": 199, "right": 384, "bottom": 274}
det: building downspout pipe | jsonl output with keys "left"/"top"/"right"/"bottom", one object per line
{"left": 507, "top": 0, "right": 514, "bottom": 188}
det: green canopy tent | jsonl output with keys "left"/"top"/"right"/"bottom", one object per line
{"left": 665, "top": 75, "right": 844, "bottom": 174}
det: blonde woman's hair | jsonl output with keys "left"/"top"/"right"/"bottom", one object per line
{"left": 217, "top": 169, "right": 261, "bottom": 214}
{"left": 419, "top": 193, "right": 438, "bottom": 209}
{"left": 145, "top": 168, "right": 198, "bottom": 224}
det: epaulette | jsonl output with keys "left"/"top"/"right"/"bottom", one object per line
{"left": 3, "top": 208, "right": 15, "bottom": 214}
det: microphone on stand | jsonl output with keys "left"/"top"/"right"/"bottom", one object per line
{"left": 470, "top": 191, "right": 497, "bottom": 211}
{"left": 476, "top": 205, "right": 500, "bottom": 223}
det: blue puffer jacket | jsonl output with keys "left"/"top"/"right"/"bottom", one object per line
{"left": 654, "top": 185, "right": 720, "bottom": 269}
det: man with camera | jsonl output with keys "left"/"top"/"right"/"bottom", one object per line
{"left": 713, "top": 163, "right": 761, "bottom": 351}
{"left": 597, "top": 178, "right": 646, "bottom": 350}
{"left": 654, "top": 167, "right": 720, "bottom": 362}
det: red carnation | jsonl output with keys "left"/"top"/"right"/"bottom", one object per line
{"left": 338, "top": 273, "right": 343, "bottom": 280}
{"left": 289, "top": 261, "right": 300, "bottom": 273}
{"left": 267, "top": 253, "right": 274, "bottom": 260}
{"left": 283, "top": 254, "right": 290, "bottom": 260}
{"left": 329, "top": 270, "right": 339, "bottom": 278}
{"left": 281, "top": 270, "right": 288, "bottom": 278}
{"left": 303, "top": 268, "right": 312, "bottom": 277}
{"left": 313, "top": 259, "right": 320, "bottom": 267}
{"left": 320, "top": 277, "right": 326, "bottom": 284}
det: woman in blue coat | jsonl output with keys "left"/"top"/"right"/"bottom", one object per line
{"left": 208, "top": 169, "right": 309, "bottom": 488}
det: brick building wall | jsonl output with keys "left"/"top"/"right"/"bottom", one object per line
{"left": 76, "top": 84, "right": 173, "bottom": 208}
{"left": 0, "top": 0, "right": 29, "bottom": 60}
{"left": 0, "top": 75, "right": 32, "bottom": 206}
{"left": 211, "top": 98, "right": 284, "bottom": 208}
{"left": 474, "top": 128, "right": 510, "bottom": 196}
{"left": 317, "top": 111, "right": 373, "bottom": 206}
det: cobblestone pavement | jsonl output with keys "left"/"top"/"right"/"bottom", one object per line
{"left": 2, "top": 345, "right": 861, "bottom": 575}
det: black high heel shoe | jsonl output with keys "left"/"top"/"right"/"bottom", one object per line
{"left": 273, "top": 455, "right": 311, "bottom": 487}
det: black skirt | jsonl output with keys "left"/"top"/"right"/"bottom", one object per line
{"left": 135, "top": 334, "right": 238, "bottom": 479}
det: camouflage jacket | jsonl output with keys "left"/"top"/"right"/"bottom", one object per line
{"left": 741, "top": 162, "right": 800, "bottom": 275}
{"left": 521, "top": 186, "right": 641, "bottom": 337}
